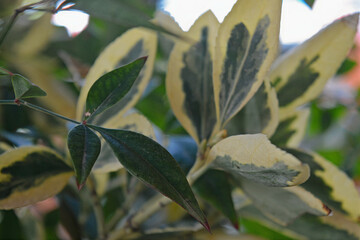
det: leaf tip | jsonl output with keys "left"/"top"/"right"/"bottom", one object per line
{"left": 323, "top": 203, "right": 332, "bottom": 216}
{"left": 232, "top": 221, "right": 239, "bottom": 230}
{"left": 76, "top": 181, "right": 85, "bottom": 191}
{"left": 139, "top": 55, "right": 148, "bottom": 62}
{"left": 203, "top": 220, "right": 211, "bottom": 233}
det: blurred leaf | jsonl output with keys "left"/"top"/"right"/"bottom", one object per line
{"left": 337, "top": 58, "right": 357, "bottom": 75}
{"left": 270, "top": 14, "right": 358, "bottom": 119}
{"left": 85, "top": 57, "right": 147, "bottom": 120}
{"left": 0, "top": 146, "right": 72, "bottom": 209}
{"left": 241, "top": 218, "right": 292, "bottom": 240}
{"left": 67, "top": 124, "right": 101, "bottom": 188}
{"left": 90, "top": 125, "right": 209, "bottom": 230}
{"left": 207, "top": 134, "right": 310, "bottom": 187}
{"left": 166, "top": 136, "right": 197, "bottom": 174}
{"left": 304, "top": 0, "right": 315, "bottom": 8}
{"left": 11, "top": 74, "right": 46, "bottom": 99}
{"left": 0, "top": 67, "right": 10, "bottom": 75}
{"left": 194, "top": 169, "right": 238, "bottom": 229}
{"left": 0, "top": 210, "right": 24, "bottom": 239}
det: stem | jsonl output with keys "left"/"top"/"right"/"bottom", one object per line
{"left": 88, "top": 176, "right": 106, "bottom": 240}
{"left": 0, "top": 12, "right": 18, "bottom": 47}
{"left": 0, "top": 99, "right": 80, "bottom": 124}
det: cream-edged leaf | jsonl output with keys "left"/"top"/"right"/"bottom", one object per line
{"left": 213, "top": 0, "right": 281, "bottom": 127}
{"left": 0, "top": 146, "right": 72, "bottom": 209}
{"left": 166, "top": 11, "right": 219, "bottom": 143}
{"left": 270, "top": 108, "right": 310, "bottom": 147}
{"left": 270, "top": 14, "right": 359, "bottom": 118}
{"left": 207, "top": 134, "right": 310, "bottom": 187}
{"left": 225, "top": 78, "right": 279, "bottom": 138}
{"left": 239, "top": 178, "right": 331, "bottom": 225}
{"left": 93, "top": 112, "right": 156, "bottom": 173}
{"left": 285, "top": 149, "right": 360, "bottom": 222}
{"left": 76, "top": 27, "right": 157, "bottom": 123}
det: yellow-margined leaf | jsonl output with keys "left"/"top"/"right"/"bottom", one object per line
{"left": 239, "top": 178, "right": 331, "bottom": 225}
{"left": 225, "top": 78, "right": 279, "bottom": 138}
{"left": 0, "top": 146, "right": 72, "bottom": 209}
{"left": 166, "top": 11, "right": 219, "bottom": 143}
{"left": 93, "top": 112, "right": 155, "bottom": 173}
{"left": 270, "top": 14, "right": 358, "bottom": 119}
{"left": 213, "top": 0, "right": 281, "bottom": 127}
{"left": 286, "top": 149, "right": 360, "bottom": 222}
{"left": 270, "top": 108, "right": 310, "bottom": 147}
{"left": 76, "top": 28, "right": 157, "bottom": 123}
{"left": 207, "top": 134, "right": 310, "bottom": 187}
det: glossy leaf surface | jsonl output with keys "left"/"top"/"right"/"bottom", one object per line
{"left": 85, "top": 57, "right": 147, "bottom": 120}
{"left": 67, "top": 124, "right": 101, "bottom": 188}
{"left": 11, "top": 74, "right": 46, "bottom": 99}
{"left": 207, "top": 134, "right": 310, "bottom": 187}
{"left": 90, "top": 126, "right": 209, "bottom": 230}
{"left": 0, "top": 146, "right": 72, "bottom": 209}
{"left": 194, "top": 169, "right": 238, "bottom": 228}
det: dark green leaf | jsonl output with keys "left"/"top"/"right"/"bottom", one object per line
{"left": 193, "top": 169, "right": 238, "bottom": 229}
{"left": 304, "top": 0, "right": 315, "bottom": 8}
{"left": 337, "top": 58, "right": 357, "bottom": 75}
{"left": 89, "top": 125, "right": 209, "bottom": 230}
{"left": 0, "top": 210, "right": 24, "bottom": 239}
{"left": 67, "top": 124, "right": 101, "bottom": 189}
{"left": 85, "top": 57, "right": 147, "bottom": 120}
{"left": 11, "top": 74, "right": 47, "bottom": 99}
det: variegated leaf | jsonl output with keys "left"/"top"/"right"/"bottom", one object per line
{"left": 166, "top": 11, "right": 219, "bottom": 143}
{"left": 270, "top": 14, "right": 358, "bottom": 119}
{"left": 207, "top": 134, "right": 310, "bottom": 187}
{"left": 76, "top": 27, "right": 157, "bottom": 124}
{"left": 213, "top": 0, "right": 281, "bottom": 127}
{"left": 225, "top": 78, "right": 279, "bottom": 138}
{"left": 238, "top": 178, "right": 330, "bottom": 225}
{"left": 93, "top": 112, "right": 156, "bottom": 173}
{"left": 285, "top": 149, "right": 360, "bottom": 222}
{"left": 270, "top": 108, "right": 310, "bottom": 147}
{"left": 0, "top": 146, "right": 72, "bottom": 209}
{"left": 240, "top": 205, "right": 360, "bottom": 240}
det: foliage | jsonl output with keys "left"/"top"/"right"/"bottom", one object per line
{"left": 0, "top": 0, "right": 359, "bottom": 239}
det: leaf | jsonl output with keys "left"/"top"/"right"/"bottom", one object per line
{"left": 93, "top": 112, "right": 156, "bottom": 173}
{"left": 270, "top": 109, "right": 310, "bottom": 147}
{"left": 166, "top": 11, "right": 219, "bottom": 143}
{"left": 193, "top": 169, "right": 238, "bottom": 229}
{"left": 207, "top": 134, "right": 310, "bottom": 187}
{"left": 269, "top": 14, "right": 359, "bottom": 119}
{"left": 240, "top": 205, "right": 360, "bottom": 240}
{"left": 11, "top": 74, "right": 46, "bottom": 99}
{"left": 67, "top": 124, "right": 101, "bottom": 189}
{"left": 284, "top": 149, "right": 360, "bottom": 222}
{"left": 213, "top": 0, "right": 281, "bottom": 126}
{"left": 77, "top": 27, "right": 157, "bottom": 123}
{"left": 0, "top": 146, "right": 72, "bottom": 209}
{"left": 85, "top": 57, "right": 147, "bottom": 120}
{"left": 304, "top": 0, "right": 315, "bottom": 8}
{"left": 225, "top": 78, "right": 279, "bottom": 138}
{"left": 238, "top": 178, "right": 331, "bottom": 225}
{"left": 337, "top": 58, "right": 357, "bottom": 75}
{"left": 89, "top": 125, "right": 209, "bottom": 230}
{"left": 0, "top": 68, "right": 10, "bottom": 75}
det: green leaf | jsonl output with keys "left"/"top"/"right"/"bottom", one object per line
{"left": 304, "top": 0, "right": 315, "bottom": 8}
{"left": 337, "top": 58, "right": 357, "bottom": 75}
{"left": 193, "top": 169, "right": 238, "bottom": 229}
{"left": 85, "top": 57, "right": 147, "bottom": 120}
{"left": 0, "top": 146, "right": 72, "bottom": 209}
{"left": 67, "top": 124, "right": 101, "bottom": 189}
{"left": 207, "top": 134, "right": 310, "bottom": 187}
{"left": 0, "top": 67, "right": 10, "bottom": 75}
{"left": 11, "top": 74, "right": 47, "bottom": 99}
{"left": 89, "top": 125, "right": 209, "bottom": 230}
{"left": 213, "top": 0, "right": 282, "bottom": 126}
